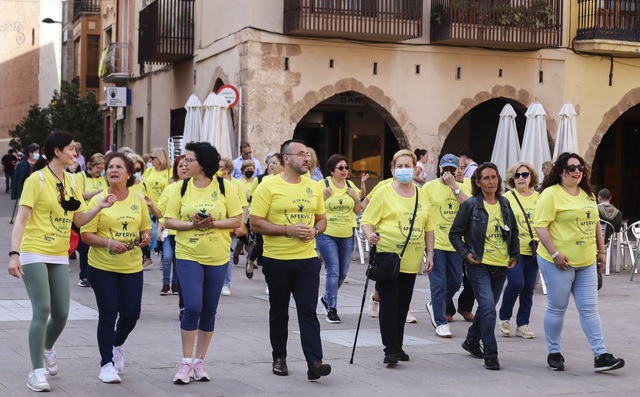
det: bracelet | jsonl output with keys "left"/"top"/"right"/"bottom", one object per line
{"left": 551, "top": 251, "right": 560, "bottom": 259}
{"left": 598, "top": 250, "right": 606, "bottom": 254}
{"left": 284, "top": 224, "right": 288, "bottom": 236}
{"left": 107, "top": 239, "right": 112, "bottom": 252}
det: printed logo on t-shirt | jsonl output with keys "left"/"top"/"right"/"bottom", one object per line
{"left": 576, "top": 205, "right": 598, "bottom": 237}
{"left": 284, "top": 198, "right": 313, "bottom": 226}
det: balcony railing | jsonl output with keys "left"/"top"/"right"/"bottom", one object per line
{"left": 576, "top": 0, "right": 640, "bottom": 42}
{"left": 73, "top": 0, "right": 101, "bottom": 20}
{"left": 99, "top": 42, "right": 131, "bottom": 83}
{"left": 283, "top": 0, "right": 423, "bottom": 41}
{"left": 138, "top": 0, "right": 195, "bottom": 65}
{"left": 430, "top": 0, "right": 563, "bottom": 50}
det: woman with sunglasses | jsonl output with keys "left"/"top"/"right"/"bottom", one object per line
{"left": 8, "top": 132, "right": 115, "bottom": 392}
{"left": 80, "top": 152, "right": 153, "bottom": 383}
{"left": 534, "top": 152, "right": 624, "bottom": 372}
{"left": 498, "top": 162, "right": 539, "bottom": 339}
{"left": 316, "top": 155, "right": 362, "bottom": 323}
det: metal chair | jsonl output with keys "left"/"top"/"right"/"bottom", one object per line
{"left": 627, "top": 220, "right": 640, "bottom": 281}
{"left": 599, "top": 220, "right": 615, "bottom": 276}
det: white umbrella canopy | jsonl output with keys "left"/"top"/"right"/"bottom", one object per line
{"left": 490, "top": 104, "right": 521, "bottom": 188}
{"left": 520, "top": 102, "right": 552, "bottom": 177}
{"left": 181, "top": 94, "right": 203, "bottom": 153}
{"left": 553, "top": 102, "right": 579, "bottom": 160}
{"left": 201, "top": 92, "right": 234, "bottom": 159}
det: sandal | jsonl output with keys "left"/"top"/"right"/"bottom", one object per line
{"left": 245, "top": 259, "right": 254, "bottom": 279}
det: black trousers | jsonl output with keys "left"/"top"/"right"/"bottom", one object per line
{"left": 377, "top": 272, "right": 417, "bottom": 354}
{"left": 262, "top": 256, "right": 323, "bottom": 366}
{"left": 447, "top": 263, "right": 476, "bottom": 315}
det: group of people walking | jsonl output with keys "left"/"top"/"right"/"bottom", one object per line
{"left": 6, "top": 133, "right": 625, "bottom": 392}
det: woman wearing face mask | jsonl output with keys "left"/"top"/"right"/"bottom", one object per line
{"left": 232, "top": 160, "right": 255, "bottom": 264}
{"left": 12, "top": 143, "right": 40, "bottom": 201}
{"left": 361, "top": 149, "right": 435, "bottom": 365}
{"left": 8, "top": 132, "right": 115, "bottom": 392}
{"left": 75, "top": 153, "right": 107, "bottom": 287}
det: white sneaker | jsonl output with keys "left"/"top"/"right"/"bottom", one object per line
{"left": 425, "top": 301, "right": 437, "bottom": 329}
{"left": 221, "top": 286, "right": 231, "bottom": 296}
{"left": 112, "top": 345, "right": 124, "bottom": 372}
{"left": 435, "top": 324, "right": 452, "bottom": 338}
{"left": 265, "top": 286, "right": 269, "bottom": 295}
{"left": 173, "top": 361, "right": 193, "bottom": 384}
{"left": 516, "top": 324, "right": 535, "bottom": 339}
{"left": 99, "top": 362, "right": 121, "bottom": 383}
{"left": 367, "top": 294, "right": 379, "bottom": 318}
{"left": 27, "top": 368, "right": 50, "bottom": 392}
{"left": 192, "top": 359, "right": 210, "bottom": 381}
{"left": 499, "top": 320, "right": 511, "bottom": 336}
{"left": 43, "top": 348, "right": 58, "bottom": 376}
{"left": 406, "top": 312, "right": 418, "bottom": 323}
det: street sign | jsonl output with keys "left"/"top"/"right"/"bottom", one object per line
{"left": 216, "top": 84, "right": 240, "bottom": 108}
{"left": 106, "top": 87, "right": 128, "bottom": 107}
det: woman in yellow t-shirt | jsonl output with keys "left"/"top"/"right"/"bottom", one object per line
{"left": 143, "top": 147, "right": 172, "bottom": 206}
{"left": 498, "top": 162, "right": 539, "bottom": 340}
{"left": 75, "top": 153, "right": 107, "bottom": 288}
{"left": 361, "top": 149, "right": 435, "bottom": 365}
{"left": 164, "top": 142, "right": 242, "bottom": 384}
{"left": 80, "top": 152, "right": 152, "bottom": 383}
{"left": 127, "top": 153, "right": 155, "bottom": 268}
{"left": 534, "top": 152, "right": 623, "bottom": 372}
{"left": 449, "top": 162, "right": 518, "bottom": 371}
{"left": 8, "top": 132, "right": 115, "bottom": 392}
{"left": 232, "top": 159, "right": 255, "bottom": 263}
{"left": 317, "top": 154, "right": 362, "bottom": 324}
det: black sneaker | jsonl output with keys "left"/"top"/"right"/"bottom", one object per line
{"left": 484, "top": 357, "right": 500, "bottom": 370}
{"left": 547, "top": 353, "right": 565, "bottom": 371}
{"left": 461, "top": 340, "right": 484, "bottom": 359}
{"left": 395, "top": 350, "right": 410, "bottom": 361}
{"left": 318, "top": 295, "right": 329, "bottom": 314}
{"left": 594, "top": 353, "right": 625, "bottom": 372}
{"left": 179, "top": 308, "right": 184, "bottom": 321}
{"left": 383, "top": 353, "right": 398, "bottom": 365}
{"left": 159, "top": 284, "right": 171, "bottom": 295}
{"left": 326, "top": 308, "right": 341, "bottom": 324}
{"left": 77, "top": 278, "right": 90, "bottom": 288}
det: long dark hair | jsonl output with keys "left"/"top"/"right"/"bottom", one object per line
{"left": 539, "top": 152, "right": 592, "bottom": 196}
{"left": 471, "top": 162, "right": 503, "bottom": 197}
{"left": 33, "top": 131, "right": 75, "bottom": 172}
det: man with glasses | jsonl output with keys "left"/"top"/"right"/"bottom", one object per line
{"left": 250, "top": 139, "right": 331, "bottom": 381}
{"left": 232, "top": 142, "right": 262, "bottom": 179}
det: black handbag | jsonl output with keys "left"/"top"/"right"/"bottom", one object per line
{"left": 366, "top": 187, "right": 419, "bottom": 282}
{"left": 511, "top": 191, "right": 538, "bottom": 263}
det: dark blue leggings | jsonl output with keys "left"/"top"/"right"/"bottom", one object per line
{"left": 176, "top": 260, "right": 226, "bottom": 332}
{"left": 87, "top": 266, "right": 143, "bottom": 367}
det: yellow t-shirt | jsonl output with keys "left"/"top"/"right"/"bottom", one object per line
{"left": 143, "top": 167, "right": 172, "bottom": 206}
{"left": 250, "top": 174, "right": 325, "bottom": 260}
{"left": 158, "top": 181, "right": 181, "bottom": 236}
{"left": 81, "top": 191, "right": 152, "bottom": 273}
{"left": 19, "top": 168, "right": 86, "bottom": 257}
{"left": 534, "top": 184, "right": 599, "bottom": 267}
{"left": 229, "top": 177, "right": 249, "bottom": 209}
{"left": 361, "top": 184, "right": 434, "bottom": 274}
{"left": 76, "top": 172, "right": 107, "bottom": 204}
{"left": 366, "top": 178, "right": 393, "bottom": 201}
{"left": 239, "top": 177, "right": 253, "bottom": 203}
{"left": 129, "top": 180, "right": 148, "bottom": 197}
{"left": 250, "top": 174, "right": 275, "bottom": 197}
{"left": 423, "top": 179, "right": 471, "bottom": 251}
{"left": 165, "top": 178, "right": 242, "bottom": 266}
{"left": 318, "top": 178, "right": 360, "bottom": 238}
{"left": 482, "top": 201, "right": 509, "bottom": 267}
{"left": 504, "top": 190, "right": 539, "bottom": 256}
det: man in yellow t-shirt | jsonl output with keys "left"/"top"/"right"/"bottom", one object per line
{"left": 250, "top": 139, "right": 330, "bottom": 381}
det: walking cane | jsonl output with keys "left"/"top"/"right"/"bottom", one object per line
{"left": 350, "top": 244, "right": 376, "bottom": 364}
{"left": 10, "top": 198, "right": 18, "bottom": 224}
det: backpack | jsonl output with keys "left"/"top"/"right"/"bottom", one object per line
{"left": 180, "top": 177, "right": 225, "bottom": 197}
{"left": 324, "top": 177, "right": 354, "bottom": 189}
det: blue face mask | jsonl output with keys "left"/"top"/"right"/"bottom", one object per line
{"left": 32, "top": 153, "right": 40, "bottom": 161}
{"left": 394, "top": 168, "right": 414, "bottom": 184}
{"left": 100, "top": 170, "right": 106, "bottom": 177}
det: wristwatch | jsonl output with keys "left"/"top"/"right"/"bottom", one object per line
{"left": 314, "top": 226, "right": 320, "bottom": 236}
{"left": 8, "top": 251, "right": 20, "bottom": 257}
{"left": 453, "top": 188, "right": 461, "bottom": 195}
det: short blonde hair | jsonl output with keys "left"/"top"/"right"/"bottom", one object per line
{"left": 87, "top": 153, "right": 105, "bottom": 169}
{"left": 241, "top": 160, "right": 255, "bottom": 171}
{"left": 506, "top": 162, "right": 539, "bottom": 189}
{"left": 220, "top": 157, "right": 234, "bottom": 172}
{"left": 391, "top": 149, "right": 417, "bottom": 168}
{"left": 308, "top": 147, "right": 319, "bottom": 169}
{"left": 150, "top": 147, "right": 171, "bottom": 170}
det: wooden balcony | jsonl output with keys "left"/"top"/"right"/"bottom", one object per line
{"left": 430, "top": 0, "right": 563, "bottom": 50}
{"left": 138, "top": 0, "right": 195, "bottom": 65}
{"left": 575, "top": 0, "right": 640, "bottom": 55}
{"left": 283, "top": 0, "right": 423, "bottom": 41}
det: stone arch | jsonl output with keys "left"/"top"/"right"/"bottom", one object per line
{"left": 584, "top": 87, "right": 640, "bottom": 165}
{"left": 433, "top": 85, "right": 557, "bottom": 155}
{"left": 288, "top": 78, "right": 414, "bottom": 148}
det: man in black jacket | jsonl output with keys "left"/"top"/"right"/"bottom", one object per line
{"left": 11, "top": 143, "right": 40, "bottom": 200}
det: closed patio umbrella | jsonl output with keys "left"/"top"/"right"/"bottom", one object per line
{"left": 490, "top": 103, "right": 521, "bottom": 189}
{"left": 181, "top": 94, "right": 203, "bottom": 153}
{"left": 553, "top": 102, "right": 579, "bottom": 160}
{"left": 520, "top": 102, "right": 551, "bottom": 176}
{"left": 201, "top": 92, "right": 234, "bottom": 159}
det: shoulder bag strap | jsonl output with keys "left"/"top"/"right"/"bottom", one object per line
{"left": 511, "top": 191, "right": 534, "bottom": 240}
{"left": 400, "top": 186, "right": 420, "bottom": 258}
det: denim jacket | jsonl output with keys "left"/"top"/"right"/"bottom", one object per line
{"left": 449, "top": 195, "right": 520, "bottom": 264}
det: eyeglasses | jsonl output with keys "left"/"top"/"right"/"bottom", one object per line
{"left": 336, "top": 165, "right": 350, "bottom": 171}
{"left": 564, "top": 164, "right": 585, "bottom": 173}
{"left": 514, "top": 172, "right": 530, "bottom": 179}
{"left": 285, "top": 152, "right": 312, "bottom": 160}
{"left": 269, "top": 161, "right": 281, "bottom": 166}
{"left": 242, "top": 151, "right": 252, "bottom": 156}
{"left": 442, "top": 167, "right": 457, "bottom": 174}
{"left": 183, "top": 157, "right": 197, "bottom": 164}
{"left": 149, "top": 156, "right": 157, "bottom": 160}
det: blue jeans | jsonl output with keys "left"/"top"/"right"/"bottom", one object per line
{"left": 316, "top": 233, "right": 354, "bottom": 308}
{"left": 464, "top": 263, "right": 507, "bottom": 359}
{"left": 429, "top": 250, "right": 463, "bottom": 326}
{"left": 499, "top": 254, "right": 538, "bottom": 326}
{"left": 176, "top": 260, "right": 226, "bottom": 332}
{"left": 161, "top": 235, "right": 178, "bottom": 286}
{"left": 224, "top": 249, "right": 233, "bottom": 288}
{"left": 538, "top": 256, "right": 606, "bottom": 356}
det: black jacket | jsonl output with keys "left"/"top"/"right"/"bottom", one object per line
{"left": 11, "top": 158, "right": 33, "bottom": 200}
{"left": 449, "top": 195, "right": 520, "bottom": 264}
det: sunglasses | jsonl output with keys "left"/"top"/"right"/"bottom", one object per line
{"left": 442, "top": 167, "right": 456, "bottom": 174}
{"left": 56, "top": 182, "right": 81, "bottom": 211}
{"left": 134, "top": 168, "right": 142, "bottom": 173}
{"left": 514, "top": 172, "right": 530, "bottom": 179}
{"left": 564, "top": 164, "right": 585, "bottom": 173}
{"left": 149, "top": 156, "right": 156, "bottom": 160}
{"left": 336, "top": 165, "right": 350, "bottom": 171}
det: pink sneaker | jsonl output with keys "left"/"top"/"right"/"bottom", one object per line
{"left": 172, "top": 361, "right": 193, "bottom": 384}
{"left": 192, "top": 359, "right": 210, "bottom": 381}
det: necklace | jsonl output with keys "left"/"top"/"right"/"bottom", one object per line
{"left": 48, "top": 165, "right": 65, "bottom": 189}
